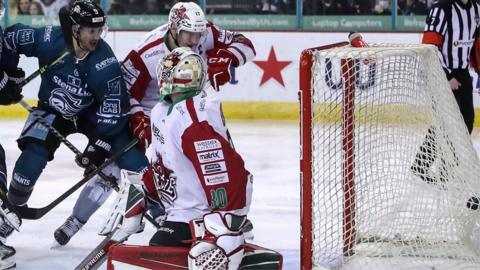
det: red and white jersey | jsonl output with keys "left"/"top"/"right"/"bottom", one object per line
{"left": 145, "top": 92, "right": 252, "bottom": 223}
{"left": 121, "top": 23, "right": 256, "bottom": 116}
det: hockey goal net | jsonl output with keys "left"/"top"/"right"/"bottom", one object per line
{"left": 299, "top": 42, "right": 480, "bottom": 270}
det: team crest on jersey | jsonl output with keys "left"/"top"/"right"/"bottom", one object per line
{"left": 152, "top": 155, "right": 177, "bottom": 205}
{"left": 107, "top": 76, "right": 122, "bottom": 96}
{"left": 49, "top": 88, "right": 94, "bottom": 118}
{"left": 17, "top": 29, "right": 34, "bottom": 45}
{"left": 121, "top": 60, "right": 139, "bottom": 88}
{"left": 157, "top": 172, "right": 177, "bottom": 205}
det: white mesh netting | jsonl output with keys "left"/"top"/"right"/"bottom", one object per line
{"left": 307, "top": 44, "right": 480, "bottom": 270}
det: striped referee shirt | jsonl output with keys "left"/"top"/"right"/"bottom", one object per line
{"left": 423, "top": 0, "right": 480, "bottom": 76}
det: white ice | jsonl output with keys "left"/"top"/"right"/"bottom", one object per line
{"left": 0, "top": 119, "right": 300, "bottom": 269}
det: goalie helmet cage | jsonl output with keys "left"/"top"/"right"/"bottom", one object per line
{"left": 299, "top": 42, "right": 480, "bottom": 270}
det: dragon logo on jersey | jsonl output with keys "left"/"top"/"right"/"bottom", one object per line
{"left": 157, "top": 172, "right": 177, "bottom": 205}
{"left": 49, "top": 88, "right": 94, "bottom": 118}
{"left": 152, "top": 154, "right": 177, "bottom": 205}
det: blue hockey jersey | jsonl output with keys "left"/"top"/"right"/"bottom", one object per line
{"left": 2, "top": 24, "right": 129, "bottom": 136}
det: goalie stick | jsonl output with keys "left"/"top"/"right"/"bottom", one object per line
{"left": 75, "top": 171, "right": 161, "bottom": 270}
{"left": 74, "top": 229, "right": 120, "bottom": 270}
{"left": 15, "top": 139, "right": 139, "bottom": 220}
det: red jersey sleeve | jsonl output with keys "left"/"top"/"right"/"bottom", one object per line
{"left": 121, "top": 50, "right": 153, "bottom": 103}
{"left": 208, "top": 22, "right": 256, "bottom": 67}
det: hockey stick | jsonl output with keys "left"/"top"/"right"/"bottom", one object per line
{"left": 17, "top": 7, "right": 73, "bottom": 88}
{"left": 75, "top": 228, "right": 121, "bottom": 270}
{"left": 18, "top": 50, "right": 70, "bottom": 88}
{"left": 18, "top": 99, "right": 125, "bottom": 193}
{"left": 15, "top": 106, "right": 161, "bottom": 227}
{"left": 15, "top": 139, "right": 139, "bottom": 220}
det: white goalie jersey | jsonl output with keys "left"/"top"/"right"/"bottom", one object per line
{"left": 146, "top": 91, "right": 252, "bottom": 223}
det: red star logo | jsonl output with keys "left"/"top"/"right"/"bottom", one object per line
{"left": 253, "top": 47, "right": 292, "bottom": 87}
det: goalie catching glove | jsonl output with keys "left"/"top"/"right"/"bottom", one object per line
{"left": 206, "top": 48, "right": 237, "bottom": 91}
{"left": 188, "top": 212, "right": 247, "bottom": 270}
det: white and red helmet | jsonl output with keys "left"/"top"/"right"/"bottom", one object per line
{"left": 168, "top": 2, "right": 207, "bottom": 35}
{"left": 156, "top": 47, "right": 205, "bottom": 102}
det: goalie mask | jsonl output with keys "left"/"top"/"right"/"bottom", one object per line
{"left": 156, "top": 47, "right": 205, "bottom": 102}
{"left": 168, "top": 2, "right": 207, "bottom": 35}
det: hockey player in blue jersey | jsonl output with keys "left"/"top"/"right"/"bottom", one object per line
{"left": 0, "top": 0, "right": 28, "bottom": 267}
{"left": 0, "top": 0, "right": 149, "bottom": 265}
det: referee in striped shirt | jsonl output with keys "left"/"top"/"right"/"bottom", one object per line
{"left": 423, "top": 0, "right": 480, "bottom": 134}
{"left": 411, "top": 0, "right": 480, "bottom": 184}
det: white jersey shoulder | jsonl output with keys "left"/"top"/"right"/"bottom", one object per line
{"left": 134, "top": 24, "right": 170, "bottom": 79}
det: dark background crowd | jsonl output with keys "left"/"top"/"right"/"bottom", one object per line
{"left": 8, "top": 0, "right": 432, "bottom": 16}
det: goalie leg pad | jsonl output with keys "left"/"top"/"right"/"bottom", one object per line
{"left": 99, "top": 170, "right": 146, "bottom": 241}
{"left": 107, "top": 244, "right": 189, "bottom": 270}
{"left": 240, "top": 243, "right": 283, "bottom": 270}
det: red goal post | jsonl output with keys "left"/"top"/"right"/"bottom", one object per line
{"left": 300, "top": 41, "right": 351, "bottom": 270}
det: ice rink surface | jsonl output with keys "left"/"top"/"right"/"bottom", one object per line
{"left": 0, "top": 119, "right": 300, "bottom": 270}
